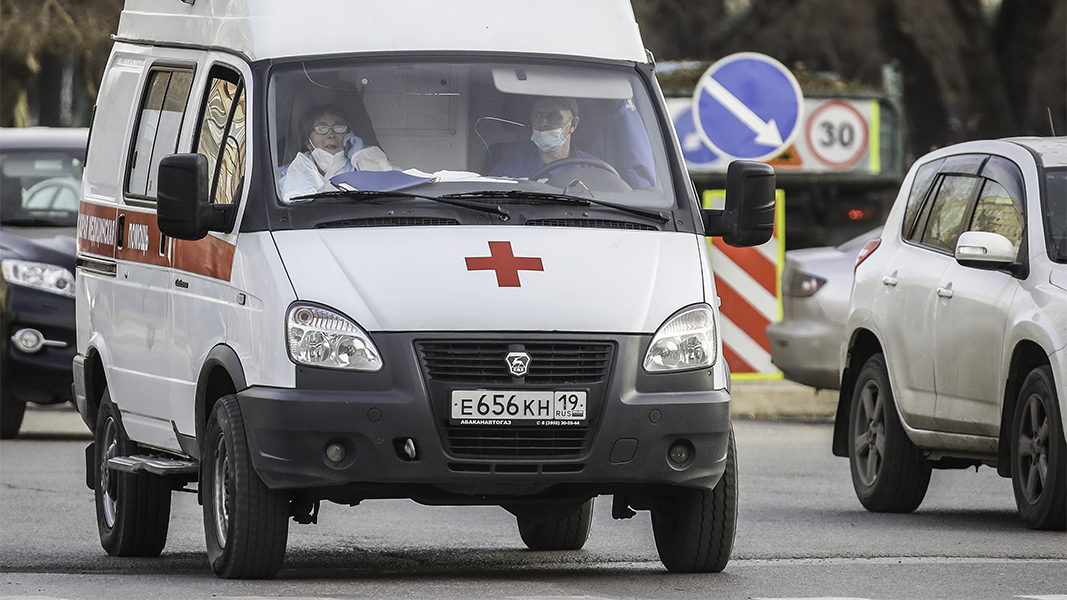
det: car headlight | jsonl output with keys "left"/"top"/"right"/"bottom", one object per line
{"left": 1, "top": 259, "right": 75, "bottom": 298}
{"left": 286, "top": 304, "right": 382, "bottom": 371}
{"left": 643, "top": 304, "right": 717, "bottom": 373}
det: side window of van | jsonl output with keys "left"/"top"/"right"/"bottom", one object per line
{"left": 126, "top": 68, "right": 194, "bottom": 200}
{"left": 196, "top": 67, "right": 246, "bottom": 205}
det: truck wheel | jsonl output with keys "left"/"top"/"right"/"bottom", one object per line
{"left": 651, "top": 425, "right": 737, "bottom": 573}
{"left": 848, "top": 353, "right": 930, "bottom": 513}
{"left": 517, "top": 498, "right": 593, "bottom": 551}
{"left": 1011, "top": 365, "right": 1066, "bottom": 530}
{"left": 203, "top": 395, "right": 289, "bottom": 579}
{"left": 0, "top": 378, "right": 26, "bottom": 439}
{"left": 94, "top": 390, "right": 171, "bottom": 556}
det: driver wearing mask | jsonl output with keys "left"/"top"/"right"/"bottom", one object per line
{"left": 278, "top": 103, "right": 392, "bottom": 202}
{"left": 489, "top": 96, "right": 600, "bottom": 180}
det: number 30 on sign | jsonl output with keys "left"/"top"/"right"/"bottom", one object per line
{"left": 805, "top": 100, "right": 869, "bottom": 169}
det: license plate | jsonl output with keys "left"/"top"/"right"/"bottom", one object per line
{"left": 450, "top": 390, "right": 587, "bottom": 424}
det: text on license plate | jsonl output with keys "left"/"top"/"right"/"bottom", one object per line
{"left": 450, "top": 391, "right": 587, "bottom": 421}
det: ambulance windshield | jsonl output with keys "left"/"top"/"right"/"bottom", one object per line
{"left": 269, "top": 57, "right": 676, "bottom": 211}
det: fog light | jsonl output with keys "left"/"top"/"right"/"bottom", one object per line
{"left": 668, "top": 440, "right": 693, "bottom": 465}
{"left": 12, "top": 328, "right": 45, "bottom": 353}
{"left": 325, "top": 442, "right": 346, "bottom": 463}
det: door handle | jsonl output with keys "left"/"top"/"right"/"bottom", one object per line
{"left": 882, "top": 276, "right": 898, "bottom": 286}
{"left": 937, "top": 287, "right": 954, "bottom": 298}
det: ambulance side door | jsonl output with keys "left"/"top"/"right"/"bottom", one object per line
{"left": 167, "top": 59, "right": 249, "bottom": 440}
{"left": 109, "top": 57, "right": 197, "bottom": 451}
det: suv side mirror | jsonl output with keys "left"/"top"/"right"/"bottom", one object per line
{"left": 955, "top": 231, "right": 1017, "bottom": 267}
{"left": 701, "top": 160, "right": 776, "bottom": 247}
{"left": 156, "top": 153, "right": 235, "bottom": 241}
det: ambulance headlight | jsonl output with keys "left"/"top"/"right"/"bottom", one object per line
{"left": 286, "top": 304, "right": 382, "bottom": 371}
{"left": 643, "top": 304, "right": 717, "bottom": 372}
{"left": 1, "top": 259, "right": 75, "bottom": 298}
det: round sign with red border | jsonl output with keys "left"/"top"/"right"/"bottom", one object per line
{"left": 805, "top": 100, "right": 869, "bottom": 169}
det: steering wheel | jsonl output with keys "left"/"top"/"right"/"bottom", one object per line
{"left": 530, "top": 156, "right": 620, "bottom": 181}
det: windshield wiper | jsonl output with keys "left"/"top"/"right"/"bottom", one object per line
{"left": 291, "top": 189, "right": 510, "bottom": 219}
{"left": 440, "top": 190, "right": 670, "bottom": 224}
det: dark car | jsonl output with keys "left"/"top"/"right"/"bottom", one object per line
{"left": 0, "top": 127, "right": 86, "bottom": 438}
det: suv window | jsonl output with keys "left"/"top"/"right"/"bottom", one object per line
{"left": 918, "top": 175, "right": 980, "bottom": 252}
{"left": 195, "top": 66, "right": 246, "bottom": 206}
{"left": 126, "top": 68, "right": 194, "bottom": 200}
{"left": 901, "top": 158, "right": 942, "bottom": 239}
{"left": 969, "top": 179, "right": 1024, "bottom": 255}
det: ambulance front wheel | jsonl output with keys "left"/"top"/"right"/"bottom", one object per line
{"left": 651, "top": 425, "right": 737, "bottom": 573}
{"left": 517, "top": 497, "right": 594, "bottom": 551}
{"left": 94, "top": 389, "right": 171, "bottom": 556}
{"left": 203, "top": 395, "right": 290, "bottom": 579}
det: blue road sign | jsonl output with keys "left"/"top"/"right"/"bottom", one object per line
{"left": 673, "top": 105, "right": 719, "bottom": 167}
{"left": 692, "top": 53, "right": 802, "bottom": 162}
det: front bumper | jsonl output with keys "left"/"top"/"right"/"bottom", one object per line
{"left": 237, "top": 332, "right": 732, "bottom": 502}
{"left": 1, "top": 283, "right": 75, "bottom": 404}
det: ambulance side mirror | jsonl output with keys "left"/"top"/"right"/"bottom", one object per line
{"left": 156, "top": 153, "right": 236, "bottom": 241}
{"left": 701, "top": 160, "right": 776, "bottom": 248}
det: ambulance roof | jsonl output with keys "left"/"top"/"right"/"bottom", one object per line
{"left": 116, "top": 0, "right": 649, "bottom": 64}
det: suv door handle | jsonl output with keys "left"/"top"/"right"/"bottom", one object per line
{"left": 882, "top": 276, "right": 898, "bottom": 286}
{"left": 937, "top": 287, "right": 954, "bottom": 298}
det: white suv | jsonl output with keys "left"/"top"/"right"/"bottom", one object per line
{"left": 835, "top": 137, "right": 1066, "bottom": 530}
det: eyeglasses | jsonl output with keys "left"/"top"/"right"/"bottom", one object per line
{"left": 311, "top": 124, "right": 349, "bottom": 135}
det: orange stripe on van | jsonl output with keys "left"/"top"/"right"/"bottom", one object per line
{"left": 172, "top": 236, "right": 235, "bottom": 282}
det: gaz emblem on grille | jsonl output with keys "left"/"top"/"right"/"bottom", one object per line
{"left": 505, "top": 351, "right": 531, "bottom": 377}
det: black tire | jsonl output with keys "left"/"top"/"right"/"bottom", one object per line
{"left": 847, "top": 353, "right": 931, "bottom": 513}
{"left": 651, "top": 425, "right": 737, "bottom": 573}
{"left": 517, "top": 498, "right": 594, "bottom": 551}
{"left": 1010, "top": 365, "right": 1067, "bottom": 531}
{"left": 203, "top": 395, "right": 289, "bottom": 579}
{"left": 0, "top": 377, "right": 27, "bottom": 439}
{"left": 94, "top": 390, "right": 171, "bottom": 556}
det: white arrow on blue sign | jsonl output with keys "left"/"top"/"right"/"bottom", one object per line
{"left": 692, "top": 53, "right": 803, "bottom": 162}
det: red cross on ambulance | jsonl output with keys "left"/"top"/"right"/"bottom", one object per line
{"left": 465, "top": 241, "right": 543, "bottom": 287}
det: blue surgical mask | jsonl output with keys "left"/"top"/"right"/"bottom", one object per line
{"left": 531, "top": 119, "right": 572, "bottom": 153}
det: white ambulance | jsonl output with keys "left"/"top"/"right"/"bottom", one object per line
{"left": 75, "top": 0, "right": 775, "bottom": 578}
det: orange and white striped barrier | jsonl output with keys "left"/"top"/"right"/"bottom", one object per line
{"left": 704, "top": 189, "right": 785, "bottom": 379}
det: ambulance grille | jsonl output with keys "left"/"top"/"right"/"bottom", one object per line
{"left": 317, "top": 217, "right": 460, "bottom": 228}
{"left": 525, "top": 218, "right": 656, "bottom": 230}
{"left": 416, "top": 341, "right": 613, "bottom": 384}
{"left": 443, "top": 426, "right": 591, "bottom": 458}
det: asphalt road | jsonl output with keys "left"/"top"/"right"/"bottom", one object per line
{"left": 1, "top": 404, "right": 1064, "bottom": 600}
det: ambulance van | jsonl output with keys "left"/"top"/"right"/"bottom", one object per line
{"left": 75, "top": 0, "right": 775, "bottom": 578}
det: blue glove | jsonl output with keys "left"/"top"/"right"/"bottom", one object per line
{"left": 344, "top": 132, "right": 364, "bottom": 160}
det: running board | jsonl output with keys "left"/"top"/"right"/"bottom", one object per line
{"left": 108, "top": 455, "right": 199, "bottom": 476}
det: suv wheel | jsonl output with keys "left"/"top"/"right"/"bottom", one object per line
{"left": 1010, "top": 365, "right": 1066, "bottom": 530}
{"left": 848, "top": 353, "right": 931, "bottom": 512}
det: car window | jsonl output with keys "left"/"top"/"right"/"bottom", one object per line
{"left": 0, "top": 149, "right": 83, "bottom": 227}
{"left": 969, "top": 179, "right": 1024, "bottom": 255}
{"left": 1043, "top": 167, "right": 1066, "bottom": 263}
{"left": 126, "top": 68, "right": 194, "bottom": 200}
{"left": 196, "top": 66, "right": 246, "bottom": 206}
{"left": 901, "top": 159, "right": 942, "bottom": 239}
{"left": 919, "top": 175, "right": 980, "bottom": 252}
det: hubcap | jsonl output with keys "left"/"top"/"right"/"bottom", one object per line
{"left": 1017, "top": 392, "right": 1049, "bottom": 504}
{"left": 212, "top": 433, "right": 230, "bottom": 547}
{"left": 100, "top": 417, "right": 118, "bottom": 528}
{"left": 854, "top": 379, "right": 884, "bottom": 487}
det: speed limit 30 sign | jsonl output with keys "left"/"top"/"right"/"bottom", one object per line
{"left": 805, "top": 100, "right": 869, "bottom": 169}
